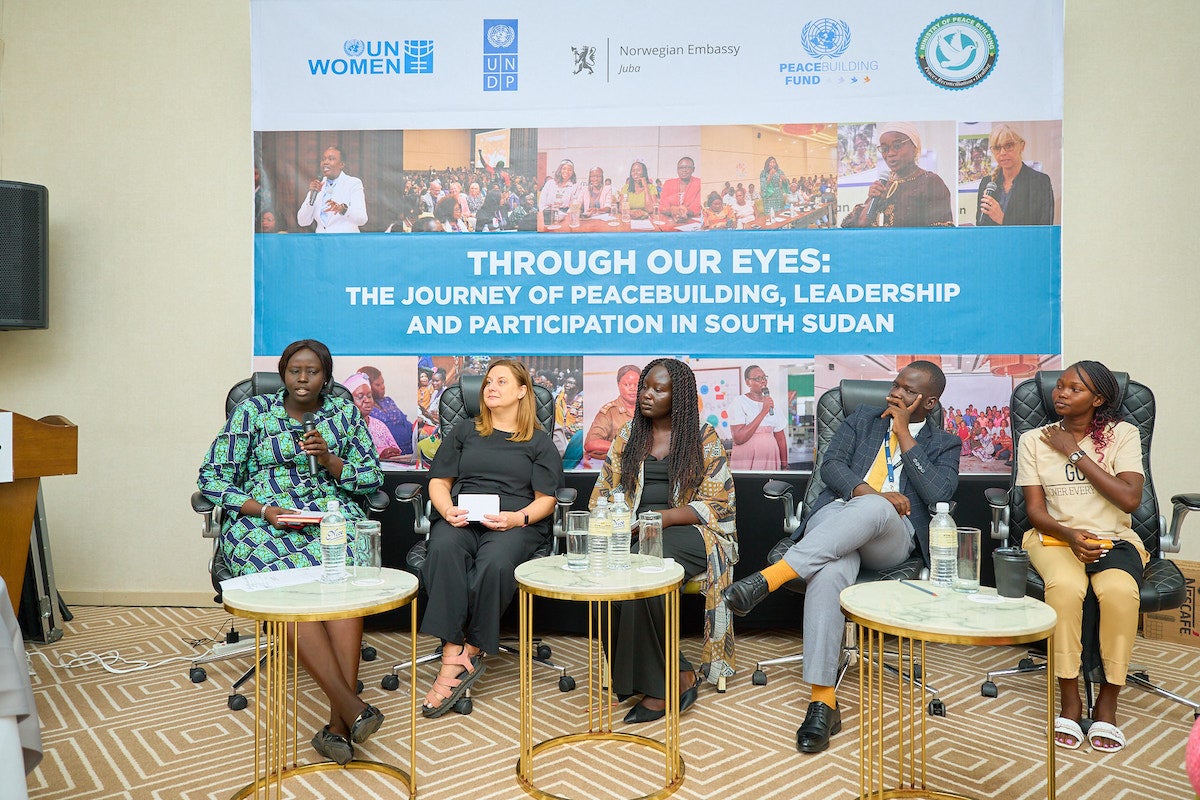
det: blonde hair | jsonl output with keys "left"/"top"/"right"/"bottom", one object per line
{"left": 475, "top": 358, "right": 538, "bottom": 442}
{"left": 989, "top": 124, "right": 1025, "bottom": 151}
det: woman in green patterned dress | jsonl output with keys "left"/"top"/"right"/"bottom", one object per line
{"left": 197, "top": 339, "right": 385, "bottom": 765}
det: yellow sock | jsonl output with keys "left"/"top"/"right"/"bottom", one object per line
{"left": 761, "top": 560, "right": 799, "bottom": 592}
{"left": 811, "top": 684, "right": 837, "bottom": 709}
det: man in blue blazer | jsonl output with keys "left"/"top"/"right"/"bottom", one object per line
{"left": 723, "top": 361, "right": 961, "bottom": 753}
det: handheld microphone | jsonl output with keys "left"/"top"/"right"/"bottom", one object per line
{"left": 302, "top": 413, "right": 319, "bottom": 475}
{"left": 307, "top": 178, "right": 321, "bottom": 206}
{"left": 861, "top": 171, "right": 891, "bottom": 225}
{"left": 977, "top": 176, "right": 998, "bottom": 224}
{"left": 762, "top": 386, "right": 774, "bottom": 415}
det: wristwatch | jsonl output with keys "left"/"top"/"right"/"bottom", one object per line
{"left": 1068, "top": 450, "right": 1086, "bottom": 465}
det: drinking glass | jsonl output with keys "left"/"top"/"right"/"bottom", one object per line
{"left": 636, "top": 512, "right": 665, "bottom": 572}
{"left": 954, "top": 526, "right": 981, "bottom": 593}
{"left": 352, "top": 520, "right": 383, "bottom": 585}
{"left": 565, "top": 511, "right": 589, "bottom": 570}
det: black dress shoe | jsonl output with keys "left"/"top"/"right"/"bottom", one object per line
{"left": 723, "top": 572, "right": 770, "bottom": 617}
{"left": 624, "top": 675, "right": 701, "bottom": 724}
{"left": 796, "top": 701, "right": 842, "bottom": 753}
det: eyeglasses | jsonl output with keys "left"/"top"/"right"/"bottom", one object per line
{"left": 748, "top": 374, "right": 768, "bottom": 383}
{"left": 876, "top": 137, "right": 912, "bottom": 155}
{"left": 991, "top": 142, "right": 1019, "bottom": 153}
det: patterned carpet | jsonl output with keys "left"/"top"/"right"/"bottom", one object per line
{"left": 22, "top": 605, "right": 1200, "bottom": 800}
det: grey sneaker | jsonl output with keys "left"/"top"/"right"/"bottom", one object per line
{"left": 350, "top": 704, "right": 384, "bottom": 744}
{"left": 311, "top": 725, "right": 353, "bottom": 765}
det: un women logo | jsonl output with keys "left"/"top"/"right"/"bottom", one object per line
{"left": 343, "top": 39, "right": 366, "bottom": 57}
{"left": 801, "top": 18, "right": 851, "bottom": 59}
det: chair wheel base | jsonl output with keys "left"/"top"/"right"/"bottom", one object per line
{"left": 454, "top": 697, "right": 473, "bottom": 715}
{"left": 356, "top": 679, "right": 364, "bottom": 694}
{"left": 558, "top": 676, "right": 576, "bottom": 692}
{"left": 981, "top": 681, "right": 998, "bottom": 698}
{"left": 928, "top": 698, "right": 946, "bottom": 716}
{"left": 189, "top": 667, "right": 207, "bottom": 684}
{"left": 381, "top": 673, "right": 400, "bottom": 691}
{"left": 752, "top": 670, "right": 768, "bottom": 686}
{"left": 228, "top": 694, "right": 248, "bottom": 711}
{"left": 361, "top": 645, "right": 377, "bottom": 662}
{"left": 1018, "top": 657, "right": 1037, "bottom": 670}
{"left": 536, "top": 644, "right": 552, "bottom": 660}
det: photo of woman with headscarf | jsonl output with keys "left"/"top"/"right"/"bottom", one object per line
{"left": 841, "top": 122, "right": 953, "bottom": 228}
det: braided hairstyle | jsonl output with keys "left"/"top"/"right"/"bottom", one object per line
{"left": 1070, "top": 360, "right": 1121, "bottom": 461}
{"left": 618, "top": 358, "right": 706, "bottom": 503}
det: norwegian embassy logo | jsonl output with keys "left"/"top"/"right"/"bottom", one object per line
{"left": 572, "top": 45, "right": 596, "bottom": 76}
{"left": 483, "top": 19, "right": 519, "bottom": 91}
{"left": 308, "top": 37, "right": 435, "bottom": 76}
{"left": 801, "top": 18, "right": 851, "bottom": 59}
{"left": 916, "top": 14, "right": 997, "bottom": 90}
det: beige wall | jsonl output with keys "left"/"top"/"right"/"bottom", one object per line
{"left": 0, "top": 2, "right": 1196, "bottom": 606}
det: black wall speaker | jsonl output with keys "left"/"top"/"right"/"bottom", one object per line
{"left": 0, "top": 181, "right": 49, "bottom": 330}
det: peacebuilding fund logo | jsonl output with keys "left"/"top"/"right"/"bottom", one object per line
{"left": 779, "top": 18, "right": 877, "bottom": 87}
{"left": 483, "top": 19, "right": 519, "bottom": 91}
{"left": 801, "top": 18, "right": 851, "bottom": 59}
{"left": 916, "top": 14, "right": 997, "bottom": 89}
{"left": 307, "top": 38, "right": 435, "bottom": 76}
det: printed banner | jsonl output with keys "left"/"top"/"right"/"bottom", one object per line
{"left": 250, "top": 1, "right": 1065, "bottom": 475}
{"left": 255, "top": 227, "right": 1060, "bottom": 357}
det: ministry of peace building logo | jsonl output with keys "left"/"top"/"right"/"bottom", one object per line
{"left": 916, "top": 14, "right": 998, "bottom": 89}
{"left": 343, "top": 39, "right": 365, "bottom": 57}
{"left": 801, "top": 18, "right": 851, "bottom": 59}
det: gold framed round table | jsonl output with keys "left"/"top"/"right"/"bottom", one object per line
{"left": 221, "top": 566, "right": 419, "bottom": 799}
{"left": 514, "top": 554, "right": 686, "bottom": 800}
{"left": 840, "top": 581, "right": 1058, "bottom": 800}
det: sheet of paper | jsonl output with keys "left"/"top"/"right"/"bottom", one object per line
{"left": 220, "top": 565, "right": 323, "bottom": 592}
{"left": 0, "top": 412, "right": 11, "bottom": 483}
{"left": 458, "top": 493, "right": 500, "bottom": 521}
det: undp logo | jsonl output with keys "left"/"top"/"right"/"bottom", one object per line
{"left": 486, "top": 23, "right": 516, "bottom": 50}
{"left": 916, "top": 14, "right": 998, "bottom": 89}
{"left": 801, "top": 18, "right": 851, "bottom": 59}
{"left": 343, "top": 39, "right": 366, "bottom": 57}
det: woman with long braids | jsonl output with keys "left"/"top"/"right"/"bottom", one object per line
{"left": 590, "top": 359, "right": 737, "bottom": 723}
{"left": 1018, "top": 360, "right": 1145, "bottom": 753}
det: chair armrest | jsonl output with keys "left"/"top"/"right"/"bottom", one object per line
{"left": 1164, "top": 493, "right": 1200, "bottom": 554}
{"left": 763, "top": 479, "right": 803, "bottom": 537}
{"left": 549, "top": 488, "right": 579, "bottom": 555}
{"left": 985, "top": 487, "right": 1010, "bottom": 542}
{"left": 365, "top": 489, "right": 390, "bottom": 514}
{"left": 395, "top": 482, "right": 430, "bottom": 538}
{"left": 191, "top": 491, "right": 221, "bottom": 539}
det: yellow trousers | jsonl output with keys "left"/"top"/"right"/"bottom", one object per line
{"left": 1024, "top": 533, "right": 1143, "bottom": 684}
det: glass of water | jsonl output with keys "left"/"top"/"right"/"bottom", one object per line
{"left": 637, "top": 512, "right": 665, "bottom": 572}
{"left": 352, "top": 520, "right": 383, "bottom": 585}
{"left": 565, "top": 511, "right": 589, "bottom": 570}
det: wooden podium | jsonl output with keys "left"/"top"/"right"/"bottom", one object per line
{"left": 0, "top": 411, "right": 77, "bottom": 615}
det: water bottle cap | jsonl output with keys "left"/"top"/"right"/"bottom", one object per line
{"left": 328, "top": 499, "right": 341, "bottom": 512}
{"left": 935, "top": 502, "right": 949, "bottom": 513}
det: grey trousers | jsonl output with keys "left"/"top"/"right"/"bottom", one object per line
{"left": 781, "top": 494, "right": 914, "bottom": 687}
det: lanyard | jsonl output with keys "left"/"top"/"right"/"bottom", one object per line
{"left": 884, "top": 435, "right": 896, "bottom": 488}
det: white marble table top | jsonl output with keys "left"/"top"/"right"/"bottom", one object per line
{"left": 223, "top": 567, "right": 418, "bottom": 622}
{"left": 840, "top": 580, "right": 1057, "bottom": 645}
{"left": 516, "top": 555, "right": 684, "bottom": 601}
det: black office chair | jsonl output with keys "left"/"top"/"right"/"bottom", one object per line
{"left": 188, "top": 371, "right": 390, "bottom": 710}
{"left": 380, "top": 373, "right": 578, "bottom": 711}
{"left": 980, "top": 371, "right": 1200, "bottom": 719}
{"left": 752, "top": 380, "right": 943, "bottom": 714}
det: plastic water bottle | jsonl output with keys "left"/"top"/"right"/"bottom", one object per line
{"left": 320, "top": 499, "right": 348, "bottom": 584}
{"left": 608, "top": 491, "right": 631, "bottom": 570}
{"left": 928, "top": 502, "right": 958, "bottom": 588}
{"left": 589, "top": 496, "right": 612, "bottom": 572}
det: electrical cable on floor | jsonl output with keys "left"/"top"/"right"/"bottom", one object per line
{"left": 27, "top": 648, "right": 196, "bottom": 675}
